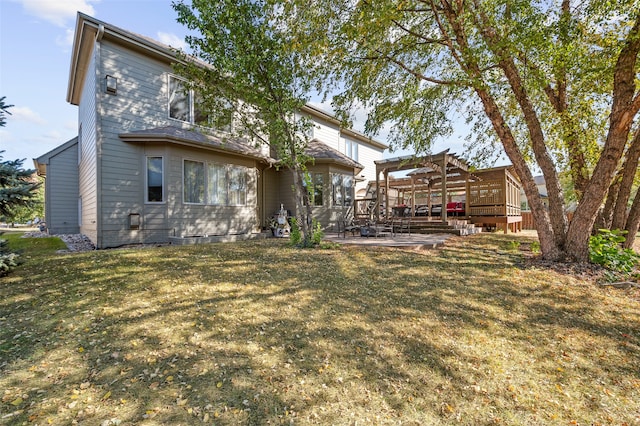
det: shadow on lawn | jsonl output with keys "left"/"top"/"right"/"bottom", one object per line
{"left": 1, "top": 234, "right": 638, "bottom": 424}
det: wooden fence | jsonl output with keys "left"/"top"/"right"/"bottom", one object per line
{"left": 521, "top": 211, "right": 575, "bottom": 230}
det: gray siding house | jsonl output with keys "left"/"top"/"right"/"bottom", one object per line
{"left": 34, "top": 13, "right": 386, "bottom": 249}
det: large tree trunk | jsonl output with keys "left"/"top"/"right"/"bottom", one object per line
{"left": 565, "top": 15, "right": 640, "bottom": 261}
{"left": 290, "top": 164, "right": 313, "bottom": 246}
{"left": 474, "top": 12, "right": 568, "bottom": 251}
{"left": 611, "top": 128, "right": 640, "bottom": 230}
{"left": 623, "top": 189, "right": 640, "bottom": 249}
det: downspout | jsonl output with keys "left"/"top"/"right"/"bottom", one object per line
{"left": 95, "top": 24, "right": 104, "bottom": 248}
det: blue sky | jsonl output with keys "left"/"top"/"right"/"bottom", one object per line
{"left": 0, "top": 0, "right": 490, "bottom": 168}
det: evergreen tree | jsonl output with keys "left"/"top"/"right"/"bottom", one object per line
{"left": 0, "top": 154, "right": 41, "bottom": 220}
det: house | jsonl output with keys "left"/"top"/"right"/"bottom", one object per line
{"left": 34, "top": 13, "right": 386, "bottom": 249}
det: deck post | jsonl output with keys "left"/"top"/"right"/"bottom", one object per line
{"left": 411, "top": 176, "right": 416, "bottom": 217}
{"left": 384, "top": 169, "right": 390, "bottom": 219}
{"left": 441, "top": 156, "right": 447, "bottom": 224}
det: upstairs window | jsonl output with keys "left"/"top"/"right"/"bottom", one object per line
{"left": 169, "top": 75, "right": 232, "bottom": 132}
{"left": 169, "top": 76, "right": 191, "bottom": 122}
{"left": 345, "top": 138, "right": 359, "bottom": 162}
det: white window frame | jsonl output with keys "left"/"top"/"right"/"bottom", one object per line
{"left": 168, "top": 74, "right": 233, "bottom": 133}
{"left": 183, "top": 159, "right": 206, "bottom": 205}
{"left": 183, "top": 159, "right": 249, "bottom": 206}
{"left": 332, "top": 172, "right": 354, "bottom": 207}
{"left": 168, "top": 75, "right": 192, "bottom": 123}
{"left": 145, "top": 156, "right": 164, "bottom": 204}
{"left": 345, "top": 138, "right": 359, "bottom": 162}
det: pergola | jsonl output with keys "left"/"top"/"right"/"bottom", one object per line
{"left": 374, "top": 149, "right": 479, "bottom": 223}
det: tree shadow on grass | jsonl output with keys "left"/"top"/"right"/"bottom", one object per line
{"left": 1, "top": 235, "right": 638, "bottom": 424}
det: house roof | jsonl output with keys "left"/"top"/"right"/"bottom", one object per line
{"left": 33, "top": 137, "right": 79, "bottom": 176}
{"left": 305, "top": 139, "right": 364, "bottom": 174}
{"left": 67, "top": 13, "right": 388, "bottom": 151}
{"left": 118, "top": 127, "right": 274, "bottom": 162}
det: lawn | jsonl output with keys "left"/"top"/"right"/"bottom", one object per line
{"left": 1, "top": 232, "right": 639, "bottom": 425}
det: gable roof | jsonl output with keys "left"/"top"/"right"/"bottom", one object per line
{"left": 33, "top": 137, "right": 78, "bottom": 176}
{"left": 118, "top": 126, "right": 273, "bottom": 162}
{"left": 305, "top": 138, "right": 364, "bottom": 173}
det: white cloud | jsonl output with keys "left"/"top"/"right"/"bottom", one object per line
{"left": 10, "top": 106, "right": 47, "bottom": 125}
{"left": 56, "top": 27, "right": 76, "bottom": 47}
{"left": 157, "top": 31, "right": 186, "bottom": 50}
{"left": 64, "top": 120, "right": 78, "bottom": 131}
{"left": 20, "top": 0, "right": 97, "bottom": 27}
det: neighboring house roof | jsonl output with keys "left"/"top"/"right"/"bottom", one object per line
{"left": 304, "top": 138, "right": 364, "bottom": 174}
{"left": 67, "top": 13, "right": 388, "bottom": 152}
{"left": 118, "top": 126, "right": 274, "bottom": 162}
{"left": 33, "top": 137, "right": 79, "bottom": 177}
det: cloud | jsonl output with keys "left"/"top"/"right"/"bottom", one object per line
{"left": 157, "top": 31, "right": 186, "bottom": 50}
{"left": 20, "top": 0, "right": 97, "bottom": 27}
{"left": 56, "top": 28, "right": 76, "bottom": 47}
{"left": 10, "top": 107, "right": 47, "bottom": 125}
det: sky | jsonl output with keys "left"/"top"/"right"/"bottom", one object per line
{"left": 0, "top": 0, "right": 494, "bottom": 168}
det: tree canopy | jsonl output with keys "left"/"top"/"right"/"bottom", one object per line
{"left": 172, "top": 0, "right": 318, "bottom": 245}
{"left": 280, "top": 0, "right": 640, "bottom": 261}
{"left": 0, "top": 99, "right": 41, "bottom": 222}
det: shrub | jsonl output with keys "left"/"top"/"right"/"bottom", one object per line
{"left": 589, "top": 229, "right": 640, "bottom": 278}
{"left": 0, "top": 232, "right": 19, "bottom": 276}
{"left": 311, "top": 220, "right": 324, "bottom": 245}
{"left": 289, "top": 218, "right": 302, "bottom": 246}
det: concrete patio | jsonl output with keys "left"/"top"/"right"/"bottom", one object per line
{"left": 323, "top": 232, "right": 457, "bottom": 251}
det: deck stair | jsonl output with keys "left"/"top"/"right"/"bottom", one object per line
{"left": 397, "top": 217, "right": 482, "bottom": 236}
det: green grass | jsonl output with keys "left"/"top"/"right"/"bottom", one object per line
{"left": 1, "top": 231, "right": 68, "bottom": 257}
{"left": 0, "top": 234, "right": 638, "bottom": 425}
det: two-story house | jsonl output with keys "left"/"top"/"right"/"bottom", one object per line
{"left": 34, "top": 13, "right": 386, "bottom": 249}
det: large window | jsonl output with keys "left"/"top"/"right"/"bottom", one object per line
{"left": 169, "top": 76, "right": 191, "bottom": 122}
{"left": 169, "top": 75, "right": 232, "bottom": 131}
{"left": 146, "top": 156, "right": 164, "bottom": 203}
{"left": 313, "top": 173, "right": 324, "bottom": 206}
{"left": 332, "top": 173, "right": 354, "bottom": 207}
{"left": 303, "top": 172, "right": 324, "bottom": 206}
{"left": 184, "top": 159, "right": 249, "bottom": 206}
{"left": 184, "top": 160, "right": 205, "bottom": 204}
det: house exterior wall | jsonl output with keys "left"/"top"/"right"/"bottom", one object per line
{"left": 78, "top": 48, "right": 99, "bottom": 243}
{"left": 311, "top": 118, "right": 340, "bottom": 149}
{"left": 270, "top": 163, "right": 355, "bottom": 230}
{"left": 44, "top": 140, "right": 80, "bottom": 235}
{"left": 56, "top": 14, "right": 388, "bottom": 248}
{"left": 91, "top": 39, "right": 266, "bottom": 247}
{"left": 164, "top": 145, "right": 259, "bottom": 238}
{"left": 342, "top": 133, "right": 384, "bottom": 192}
{"left": 95, "top": 40, "right": 168, "bottom": 247}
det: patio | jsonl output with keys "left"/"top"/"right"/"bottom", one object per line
{"left": 323, "top": 231, "right": 457, "bottom": 250}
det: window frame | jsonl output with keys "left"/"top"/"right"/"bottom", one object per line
{"left": 183, "top": 159, "right": 249, "bottom": 207}
{"left": 168, "top": 74, "right": 233, "bottom": 133}
{"left": 183, "top": 159, "right": 206, "bottom": 205}
{"left": 168, "top": 75, "right": 192, "bottom": 123}
{"left": 145, "top": 156, "right": 165, "bottom": 204}
{"left": 332, "top": 172, "right": 354, "bottom": 207}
